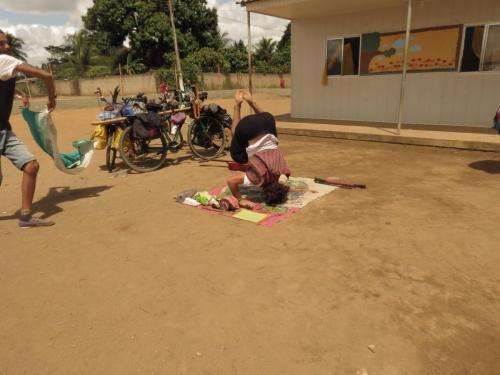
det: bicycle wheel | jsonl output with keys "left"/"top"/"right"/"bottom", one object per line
{"left": 187, "top": 116, "right": 226, "bottom": 160}
{"left": 119, "top": 125, "right": 168, "bottom": 173}
{"left": 105, "top": 130, "right": 117, "bottom": 172}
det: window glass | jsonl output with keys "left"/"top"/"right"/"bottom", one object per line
{"left": 326, "top": 39, "right": 343, "bottom": 76}
{"left": 343, "top": 37, "right": 360, "bottom": 75}
{"left": 460, "top": 26, "right": 484, "bottom": 72}
{"left": 483, "top": 24, "right": 500, "bottom": 71}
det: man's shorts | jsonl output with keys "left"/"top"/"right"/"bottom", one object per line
{"left": 0, "top": 130, "right": 36, "bottom": 171}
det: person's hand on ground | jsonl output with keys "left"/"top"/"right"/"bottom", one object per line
{"left": 238, "top": 198, "right": 257, "bottom": 210}
{"left": 234, "top": 90, "right": 244, "bottom": 105}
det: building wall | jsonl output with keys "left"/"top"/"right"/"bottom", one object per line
{"left": 291, "top": 0, "right": 500, "bottom": 127}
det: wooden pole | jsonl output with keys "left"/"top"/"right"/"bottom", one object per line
{"left": 247, "top": 10, "right": 253, "bottom": 95}
{"left": 397, "top": 0, "right": 412, "bottom": 135}
{"left": 118, "top": 63, "right": 124, "bottom": 93}
{"left": 167, "top": 0, "right": 185, "bottom": 91}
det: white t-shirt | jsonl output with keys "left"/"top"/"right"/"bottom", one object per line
{"left": 0, "top": 55, "right": 22, "bottom": 81}
{"left": 242, "top": 134, "right": 279, "bottom": 187}
{"left": 246, "top": 133, "right": 278, "bottom": 158}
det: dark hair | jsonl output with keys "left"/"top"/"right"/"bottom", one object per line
{"left": 261, "top": 181, "right": 290, "bottom": 206}
{"left": 0, "top": 29, "right": 5, "bottom": 35}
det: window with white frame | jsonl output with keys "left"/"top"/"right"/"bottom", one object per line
{"left": 326, "top": 37, "right": 361, "bottom": 76}
{"left": 460, "top": 23, "right": 500, "bottom": 72}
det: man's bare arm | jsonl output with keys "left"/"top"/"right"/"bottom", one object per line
{"left": 14, "top": 64, "right": 56, "bottom": 111}
{"left": 227, "top": 173, "right": 244, "bottom": 199}
{"left": 243, "top": 91, "right": 263, "bottom": 113}
{"left": 231, "top": 90, "right": 244, "bottom": 135}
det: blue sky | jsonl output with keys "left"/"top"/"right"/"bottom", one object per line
{"left": 1, "top": 9, "right": 69, "bottom": 26}
{"left": 0, "top": 0, "right": 288, "bottom": 65}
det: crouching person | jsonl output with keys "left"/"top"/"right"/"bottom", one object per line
{"left": 227, "top": 90, "right": 290, "bottom": 209}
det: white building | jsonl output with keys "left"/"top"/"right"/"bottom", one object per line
{"left": 243, "top": 0, "right": 500, "bottom": 128}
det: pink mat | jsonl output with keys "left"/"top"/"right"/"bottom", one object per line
{"left": 179, "top": 177, "right": 337, "bottom": 227}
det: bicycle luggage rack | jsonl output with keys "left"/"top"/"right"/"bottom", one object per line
{"left": 90, "top": 107, "right": 192, "bottom": 126}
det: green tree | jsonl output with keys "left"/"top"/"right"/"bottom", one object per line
{"left": 222, "top": 40, "right": 248, "bottom": 73}
{"left": 277, "top": 23, "right": 290, "bottom": 52}
{"left": 45, "top": 30, "right": 116, "bottom": 79}
{"left": 6, "top": 33, "right": 27, "bottom": 61}
{"left": 254, "top": 37, "right": 277, "bottom": 64}
{"left": 83, "top": 0, "right": 219, "bottom": 69}
{"left": 186, "top": 47, "right": 229, "bottom": 72}
{"left": 272, "top": 24, "right": 291, "bottom": 74}
{"left": 212, "top": 28, "right": 231, "bottom": 51}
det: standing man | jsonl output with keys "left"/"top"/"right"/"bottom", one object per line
{"left": 0, "top": 29, "right": 57, "bottom": 227}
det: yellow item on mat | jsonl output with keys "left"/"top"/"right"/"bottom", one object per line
{"left": 232, "top": 209, "right": 268, "bottom": 223}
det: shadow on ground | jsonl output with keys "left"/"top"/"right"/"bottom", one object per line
{"left": 0, "top": 185, "right": 112, "bottom": 221}
{"left": 469, "top": 160, "right": 500, "bottom": 174}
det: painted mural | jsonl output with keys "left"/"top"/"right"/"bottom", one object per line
{"left": 360, "top": 25, "right": 462, "bottom": 74}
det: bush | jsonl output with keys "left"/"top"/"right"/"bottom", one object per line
{"left": 86, "top": 65, "right": 114, "bottom": 78}
{"left": 154, "top": 59, "right": 201, "bottom": 90}
{"left": 154, "top": 68, "right": 177, "bottom": 88}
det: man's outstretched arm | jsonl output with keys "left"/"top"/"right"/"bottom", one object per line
{"left": 14, "top": 64, "right": 56, "bottom": 111}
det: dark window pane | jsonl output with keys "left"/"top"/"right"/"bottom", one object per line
{"left": 343, "top": 37, "right": 360, "bottom": 75}
{"left": 460, "top": 26, "right": 484, "bottom": 72}
{"left": 326, "top": 39, "right": 343, "bottom": 76}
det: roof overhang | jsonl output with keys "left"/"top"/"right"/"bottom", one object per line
{"left": 242, "top": 0, "right": 407, "bottom": 20}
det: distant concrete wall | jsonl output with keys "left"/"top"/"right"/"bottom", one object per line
{"left": 78, "top": 74, "right": 157, "bottom": 96}
{"left": 53, "top": 73, "right": 292, "bottom": 97}
{"left": 201, "top": 73, "right": 292, "bottom": 90}
{"left": 55, "top": 80, "right": 79, "bottom": 96}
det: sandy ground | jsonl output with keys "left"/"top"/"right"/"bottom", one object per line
{"left": 1, "top": 95, "right": 500, "bottom": 374}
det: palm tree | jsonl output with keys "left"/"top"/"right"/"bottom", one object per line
{"left": 213, "top": 28, "right": 231, "bottom": 50}
{"left": 254, "top": 37, "right": 277, "bottom": 63}
{"left": 6, "top": 33, "right": 27, "bottom": 61}
{"left": 49, "top": 31, "right": 115, "bottom": 79}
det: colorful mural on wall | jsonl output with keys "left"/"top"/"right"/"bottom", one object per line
{"left": 360, "top": 25, "right": 462, "bottom": 74}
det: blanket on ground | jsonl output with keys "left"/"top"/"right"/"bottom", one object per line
{"left": 177, "top": 177, "right": 337, "bottom": 227}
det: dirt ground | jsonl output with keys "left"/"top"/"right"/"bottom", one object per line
{"left": 1, "top": 95, "right": 500, "bottom": 374}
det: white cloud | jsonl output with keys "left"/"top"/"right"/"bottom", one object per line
{"left": 213, "top": 1, "right": 288, "bottom": 44}
{"left": 2, "top": 21, "right": 77, "bottom": 66}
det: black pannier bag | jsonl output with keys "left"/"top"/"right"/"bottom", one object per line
{"left": 202, "top": 103, "right": 232, "bottom": 129}
{"left": 133, "top": 112, "right": 163, "bottom": 139}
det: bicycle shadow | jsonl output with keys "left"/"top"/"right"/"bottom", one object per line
{"left": 98, "top": 160, "right": 130, "bottom": 172}
{"left": 197, "top": 159, "right": 230, "bottom": 169}
{"left": 0, "top": 185, "right": 113, "bottom": 221}
{"left": 469, "top": 160, "right": 500, "bottom": 174}
{"left": 167, "top": 154, "right": 196, "bottom": 165}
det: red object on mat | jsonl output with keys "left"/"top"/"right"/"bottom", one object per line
{"left": 228, "top": 161, "right": 249, "bottom": 172}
